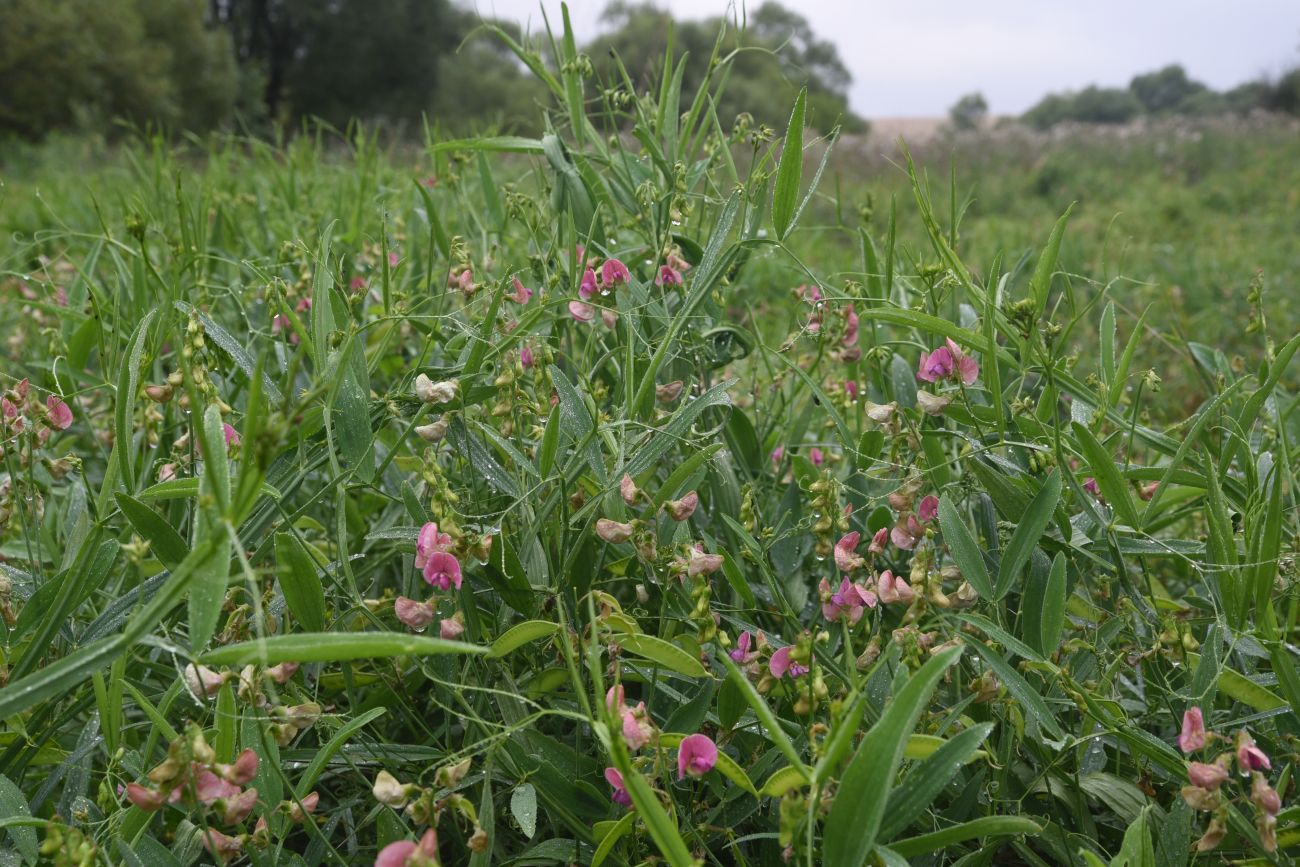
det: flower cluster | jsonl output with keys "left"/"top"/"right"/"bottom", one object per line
{"left": 370, "top": 758, "right": 486, "bottom": 865}
{"left": 1177, "top": 708, "right": 1284, "bottom": 851}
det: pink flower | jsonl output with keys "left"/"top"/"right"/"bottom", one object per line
{"left": 605, "top": 684, "right": 626, "bottom": 714}
{"left": 917, "top": 347, "right": 955, "bottom": 382}
{"left": 395, "top": 596, "right": 435, "bottom": 631}
{"left": 510, "top": 276, "right": 533, "bottom": 304}
{"left": 222, "top": 423, "right": 241, "bottom": 447}
{"left": 374, "top": 829, "right": 439, "bottom": 867}
{"left": 388, "top": 251, "right": 400, "bottom": 268}
{"left": 192, "top": 768, "right": 241, "bottom": 805}
{"left": 520, "top": 345, "right": 535, "bottom": 368}
{"left": 349, "top": 276, "right": 367, "bottom": 292}
{"left": 621, "top": 703, "right": 654, "bottom": 750}
{"left": 665, "top": 491, "right": 698, "bottom": 521}
{"left": 918, "top": 495, "right": 939, "bottom": 524}
{"left": 729, "top": 631, "right": 757, "bottom": 663}
{"left": 125, "top": 783, "right": 165, "bottom": 811}
{"left": 820, "top": 577, "right": 875, "bottom": 624}
{"left": 890, "top": 515, "right": 924, "bottom": 550}
{"left": 877, "top": 570, "right": 915, "bottom": 605}
{"left": 868, "top": 527, "right": 888, "bottom": 554}
{"left": 221, "top": 787, "right": 259, "bottom": 824}
{"left": 415, "top": 523, "right": 453, "bottom": 570}
{"left": 569, "top": 301, "right": 596, "bottom": 322}
{"left": 1252, "top": 773, "right": 1282, "bottom": 815}
{"left": 596, "top": 519, "right": 634, "bottom": 544}
{"left": 579, "top": 269, "right": 600, "bottom": 300}
{"left": 46, "top": 395, "right": 73, "bottom": 430}
{"left": 841, "top": 305, "right": 859, "bottom": 347}
{"left": 439, "top": 617, "right": 465, "bottom": 640}
{"left": 1083, "top": 477, "right": 1101, "bottom": 497}
{"left": 844, "top": 380, "right": 858, "bottom": 400}
{"left": 677, "top": 733, "right": 717, "bottom": 778}
{"left": 158, "top": 463, "right": 178, "bottom": 482}
{"left": 456, "top": 271, "right": 475, "bottom": 295}
{"left": 1188, "top": 760, "right": 1229, "bottom": 790}
{"left": 687, "top": 546, "right": 724, "bottom": 577}
{"left": 604, "top": 768, "right": 632, "bottom": 808}
{"left": 809, "top": 447, "right": 824, "bottom": 467}
{"left": 601, "top": 258, "right": 631, "bottom": 288}
{"left": 1179, "top": 707, "right": 1208, "bottom": 753}
{"left": 620, "top": 474, "right": 641, "bottom": 505}
{"left": 266, "top": 661, "right": 299, "bottom": 684}
{"left": 1237, "top": 731, "right": 1271, "bottom": 771}
{"left": 601, "top": 308, "right": 618, "bottom": 328}
{"left": 769, "top": 645, "right": 808, "bottom": 679}
{"left": 834, "top": 532, "right": 864, "bottom": 572}
{"left": 422, "top": 551, "right": 463, "bottom": 591}
{"left": 201, "top": 829, "right": 243, "bottom": 864}
{"left": 945, "top": 338, "right": 979, "bottom": 385}
{"left": 657, "top": 265, "right": 683, "bottom": 286}
{"left": 771, "top": 446, "right": 785, "bottom": 467}
{"left": 225, "top": 749, "right": 260, "bottom": 785}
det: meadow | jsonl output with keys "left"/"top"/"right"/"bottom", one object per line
{"left": 1, "top": 21, "right": 1300, "bottom": 867}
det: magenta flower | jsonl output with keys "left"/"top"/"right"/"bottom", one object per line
{"left": 945, "top": 339, "right": 979, "bottom": 385}
{"left": 820, "top": 577, "right": 875, "bottom": 624}
{"left": 569, "top": 301, "right": 596, "bottom": 322}
{"left": 223, "top": 423, "right": 241, "bottom": 447}
{"left": 422, "top": 551, "right": 463, "bottom": 591}
{"left": 868, "top": 527, "right": 888, "bottom": 554}
{"left": 604, "top": 768, "right": 633, "bottom": 808}
{"left": 395, "top": 596, "right": 435, "bottom": 631}
{"left": 579, "top": 268, "right": 600, "bottom": 300}
{"left": 769, "top": 645, "right": 808, "bottom": 679}
{"left": 729, "top": 630, "right": 757, "bottom": 663}
{"left": 520, "top": 345, "right": 535, "bottom": 368}
{"left": 890, "top": 514, "right": 924, "bottom": 550}
{"left": 845, "top": 380, "right": 859, "bottom": 400}
{"left": 1083, "top": 477, "right": 1101, "bottom": 497}
{"left": 1237, "top": 731, "right": 1271, "bottom": 771}
{"left": 46, "top": 395, "right": 73, "bottom": 430}
{"left": 1188, "top": 760, "right": 1229, "bottom": 790}
{"left": 657, "top": 265, "right": 683, "bottom": 286}
{"left": 918, "top": 495, "right": 939, "bottom": 524}
{"left": 677, "top": 733, "right": 718, "bottom": 779}
{"left": 510, "top": 276, "right": 533, "bottom": 304}
{"left": 841, "top": 305, "right": 860, "bottom": 347}
{"left": 917, "top": 346, "right": 955, "bottom": 382}
{"left": 1179, "top": 707, "right": 1208, "bottom": 753}
{"left": 809, "top": 447, "right": 825, "bottom": 467}
{"left": 601, "top": 258, "right": 631, "bottom": 288}
{"left": 415, "top": 522, "right": 452, "bottom": 570}
{"left": 834, "top": 532, "right": 864, "bottom": 572}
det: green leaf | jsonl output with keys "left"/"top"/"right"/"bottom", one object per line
{"left": 890, "top": 816, "right": 1042, "bottom": 858}
{"left": 721, "top": 655, "right": 807, "bottom": 775}
{"left": 772, "top": 87, "right": 806, "bottom": 240}
{"left": 116, "top": 493, "right": 188, "bottom": 568}
{"left": 938, "top": 495, "right": 993, "bottom": 600}
{"left": 511, "top": 782, "right": 538, "bottom": 839}
{"left": 0, "top": 775, "right": 39, "bottom": 864}
{"left": 294, "top": 707, "right": 386, "bottom": 798}
{"left": 591, "top": 811, "right": 635, "bottom": 867}
{"left": 881, "top": 723, "right": 994, "bottom": 839}
{"left": 994, "top": 470, "right": 1060, "bottom": 600}
{"left": 201, "top": 633, "right": 488, "bottom": 666}
{"left": 190, "top": 404, "right": 232, "bottom": 651}
{"left": 489, "top": 620, "right": 561, "bottom": 658}
{"left": 113, "top": 309, "right": 156, "bottom": 492}
{"left": 961, "top": 636, "right": 1064, "bottom": 740}
{"left": 1072, "top": 423, "right": 1139, "bottom": 526}
{"left": 623, "top": 379, "right": 734, "bottom": 478}
{"left": 1029, "top": 203, "right": 1073, "bottom": 313}
{"left": 617, "top": 633, "right": 708, "bottom": 678}
{"left": 822, "top": 646, "right": 962, "bottom": 865}
{"left": 274, "top": 532, "right": 327, "bottom": 633}
{"left": 1040, "top": 552, "right": 1068, "bottom": 656}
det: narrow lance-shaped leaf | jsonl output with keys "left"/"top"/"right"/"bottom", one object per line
{"left": 994, "top": 470, "right": 1061, "bottom": 600}
{"left": 772, "top": 87, "right": 807, "bottom": 240}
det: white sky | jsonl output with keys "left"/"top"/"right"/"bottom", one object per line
{"left": 470, "top": 0, "right": 1300, "bottom": 116}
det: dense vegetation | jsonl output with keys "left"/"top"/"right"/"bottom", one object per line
{"left": 3, "top": 7, "right": 1300, "bottom": 867}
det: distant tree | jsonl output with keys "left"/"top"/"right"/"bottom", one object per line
{"left": 1023, "top": 86, "right": 1142, "bottom": 129}
{"left": 1129, "top": 64, "right": 1207, "bottom": 114}
{"left": 948, "top": 92, "right": 988, "bottom": 130}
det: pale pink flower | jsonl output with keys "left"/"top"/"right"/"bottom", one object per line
{"left": 201, "top": 829, "right": 243, "bottom": 864}
{"left": 769, "top": 645, "right": 807, "bottom": 679}
{"left": 596, "top": 519, "right": 634, "bottom": 544}
{"left": 918, "top": 495, "right": 939, "bottom": 523}
{"left": 510, "top": 276, "right": 533, "bottom": 304}
{"left": 1252, "top": 773, "right": 1282, "bottom": 815}
{"left": 834, "top": 532, "right": 863, "bottom": 572}
{"left": 621, "top": 703, "right": 654, "bottom": 751}
{"left": 125, "top": 783, "right": 165, "bottom": 811}
{"left": 158, "top": 463, "right": 178, "bottom": 482}
{"left": 422, "top": 551, "right": 463, "bottom": 591}
{"left": 687, "top": 545, "right": 724, "bottom": 577}
{"left": 266, "top": 661, "right": 300, "bottom": 684}
{"left": 1178, "top": 707, "right": 1208, "bottom": 753}
{"left": 915, "top": 391, "right": 952, "bottom": 415}
{"left": 221, "top": 787, "right": 259, "bottom": 823}
{"left": 890, "top": 514, "right": 924, "bottom": 550}
{"left": 601, "top": 258, "right": 631, "bottom": 288}
{"left": 945, "top": 338, "right": 979, "bottom": 385}
{"left": 620, "top": 474, "right": 641, "bottom": 506}
{"left": 605, "top": 768, "right": 632, "bottom": 808}
{"left": 841, "top": 305, "right": 859, "bottom": 347}
{"left": 225, "top": 749, "right": 260, "bottom": 785}
{"left": 569, "top": 301, "right": 596, "bottom": 322}
{"left": 677, "top": 733, "right": 717, "bottom": 778}
{"left": 375, "top": 829, "right": 438, "bottom": 867}
{"left": 192, "top": 768, "right": 241, "bottom": 805}
{"left": 665, "top": 491, "right": 698, "bottom": 521}
{"left": 601, "top": 308, "right": 618, "bottom": 328}
{"left": 222, "top": 423, "right": 240, "bottom": 447}
{"left": 395, "top": 596, "right": 435, "bottom": 630}
{"left": 46, "top": 395, "right": 73, "bottom": 430}
{"left": 877, "top": 570, "right": 915, "bottom": 605}
{"left": 439, "top": 617, "right": 465, "bottom": 641}
{"left": 1188, "top": 760, "right": 1229, "bottom": 790}
{"left": 290, "top": 791, "right": 320, "bottom": 823}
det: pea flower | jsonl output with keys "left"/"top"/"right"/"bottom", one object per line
{"left": 621, "top": 703, "right": 654, "bottom": 750}
{"left": 918, "top": 495, "right": 939, "bottom": 523}
{"left": 1188, "top": 759, "right": 1230, "bottom": 790}
{"left": 657, "top": 264, "right": 683, "bottom": 286}
{"left": 569, "top": 301, "right": 596, "bottom": 322}
{"left": 1178, "top": 707, "right": 1208, "bottom": 753}
{"left": 769, "top": 645, "right": 808, "bottom": 679}
{"left": 656, "top": 381, "right": 684, "bottom": 403}
{"left": 917, "top": 339, "right": 978, "bottom": 385}
{"left": 1236, "top": 730, "right": 1271, "bottom": 771}
{"left": 439, "top": 615, "right": 465, "bottom": 641}
{"left": 510, "top": 276, "right": 533, "bottom": 304}
{"left": 729, "top": 630, "right": 758, "bottom": 664}
{"left": 601, "top": 258, "right": 631, "bottom": 288}
{"left": 820, "top": 577, "right": 876, "bottom": 624}
{"left": 677, "top": 733, "right": 717, "bottom": 778}
{"left": 46, "top": 395, "right": 73, "bottom": 430}
{"left": 834, "top": 532, "right": 864, "bottom": 572}
{"left": 415, "top": 523, "right": 453, "bottom": 570}
{"left": 413, "top": 375, "right": 458, "bottom": 404}
{"left": 372, "top": 770, "right": 411, "bottom": 808}
{"left": 201, "top": 829, "right": 243, "bottom": 864}
{"left": 890, "top": 514, "right": 925, "bottom": 550}
{"left": 620, "top": 474, "right": 641, "bottom": 506}
{"left": 222, "top": 424, "right": 241, "bottom": 447}
{"left": 375, "top": 829, "right": 439, "bottom": 867}
{"left": 604, "top": 768, "right": 632, "bottom": 808}
{"left": 915, "top": 391, "right": 952, "bottom": 415}
{"left": 867, "top": 527, "right": 889, "bottom": 554}
{"left": 1252, "top": 772, "right": 1282, "bottom": 815}
{"left": 877, "top": 570, "right": 916, "bottom": 605}
{"left": 126, "top": 782, "right": 166, "bottom": 811}
{"left": 809, "top": 447, "right": 824, "bottom": 467}
{"left": 596, "top": 519, "right": 634, "bottom": 544}
{"left": 395, "top": 597, "right": 435, "bottom": 631}
{"left": 423, "top": 551, "right": 462, "bottom": 591}
{"left": 686, "top": 545, "right": 724, "bottom": 577}
{"left": 665, "top": 491, "right": 698, "bottom": 521}
{"left": 579, "top": 268, "right": 599, "bottom": 300}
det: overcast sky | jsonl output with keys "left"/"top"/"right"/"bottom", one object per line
{"left": 471, "top": 0, "right": 1300, "bottom": 117}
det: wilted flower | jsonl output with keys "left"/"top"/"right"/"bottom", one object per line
{"left": 864, "top": 401, "right": 896, "bottom": 423}
{"left": 890, "top": 515, "right": 925, "bottom": 550}
{"left": 1252, "top": 772, "right": 1282, "bottom": 815}
{"left": 665, "top": 491, "right": 698, "bottom": 521}
{"left": 184, "top": 664, "right": 227, "bottom": 700}
{"left": 510, "top": 276, "right": 533, "bottom": 304}
{"left": 596, "top": 519, "right": 634, "bottom": 544}
{"left": 656, "top": 381, "right": 684, "bottom": 403}
{"left": 620, "top": 474, "right": 641, "bottom": 506}
{"left": 125, "top": 783, "right": 166, "bottom": 811}
{"left": 621, "top": 702, "right": 654, "bottom": 751}
{"left": 569, "top": 301, "right": 596, "bottom": 322}
{"left": 915, "top": 391, "right": 951, "bottom": 415}
{"left": 1188, "top": 760, "right": 1229, "bottom": 790}
{"left": 439, "top": 615, "right": 465, "bottom": 641}
{"left": 220, "top": 787, "right": 259, "bottom": 824}
{"left": 1179, "top": 707, "right": 1208, "bottom": 753}
{"left": 604, "top": 768, "right": 632, "bottom": 808}
{"left": 414, "top": 376, "right": 458, "bottom": 405}
{"left": 372, "top": 770, "right": 410, "bottom": 808}
{"left": 395, "top": 596, "right": 435, "bottom": 631}
{"left": 201, "top": 829, "right": 244, "bottom": 864}
{"left": 415, "top": 418, "right": 449, "bottom": 442}
{"left": 677, "top": 733, "right": 717, "bottom": 778}
{"left": 687, "top": 545, "right": 724, "bottom": 577}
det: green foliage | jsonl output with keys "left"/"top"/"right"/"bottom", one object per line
{"left": 948, "top": 91, "right": 989, "bottom": 130}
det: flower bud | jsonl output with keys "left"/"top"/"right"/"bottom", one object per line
{"left": 665, "top": 491, "right": 698, "bottom": 521}
{"left": 415, "top": 416, "right": 449, "bottom": 442}
{"left": 373, "top": 770, "right": 411, "bottom": 807}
